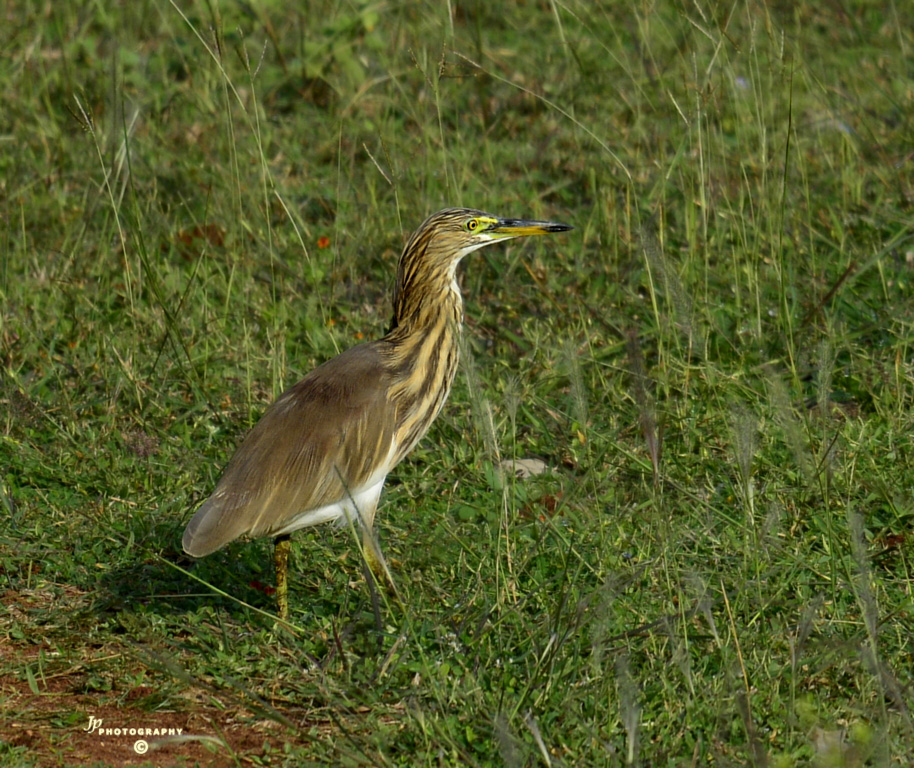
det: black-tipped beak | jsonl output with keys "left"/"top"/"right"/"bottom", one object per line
{"left": 491, "top": 218, "right": 573, "bottom": 237}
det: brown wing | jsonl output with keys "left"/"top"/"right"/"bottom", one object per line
{"left": 182, "top": 341, "right": 397, "bottom": 556}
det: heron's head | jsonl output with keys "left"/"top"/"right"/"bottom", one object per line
{"left": 397, "top": 207, "right": 572, "bottom": 288}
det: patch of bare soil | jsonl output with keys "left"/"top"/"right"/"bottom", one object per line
{"left": 2, "top": 657, "right": 280, "bottom": 766}
{"left": 0, "top": 612, "right": 291, "bottom": 767}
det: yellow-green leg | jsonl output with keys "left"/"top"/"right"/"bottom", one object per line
{"left": 360, "top": 528, "right": 394, "bottom": 635}
{"left": 273, "top": 534, "right": 292, "bottom": 619}
{"left": 362, "top": 527, "right": 398, "bottom": 598}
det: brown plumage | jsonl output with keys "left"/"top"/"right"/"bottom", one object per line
{"left": 182, "top": 207, "right": 571, "bottom": 617}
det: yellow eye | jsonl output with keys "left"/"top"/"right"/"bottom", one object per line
{"left": 466, "top": 219, "right": 479, "bottom": 232}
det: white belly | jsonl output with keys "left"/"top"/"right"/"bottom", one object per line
{"left": 269, "top": 475, "right": 387, "bottom": 535}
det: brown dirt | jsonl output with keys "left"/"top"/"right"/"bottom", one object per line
{"left": 1, "top": 644, "right": 282, "bottom": 767}
{"left": 0, "top": 590, "right": 304, "bottom": 768}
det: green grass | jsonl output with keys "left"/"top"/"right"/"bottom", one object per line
{"left": 2, "top": 0, "right": 913, "bottom": 765}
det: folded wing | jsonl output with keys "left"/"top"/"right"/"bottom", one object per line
{"left": 182, "top": 342, "right": 397, "bottom": 556}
